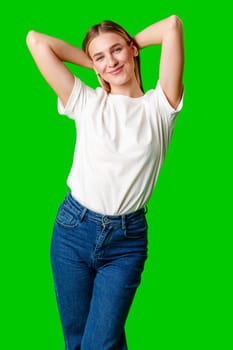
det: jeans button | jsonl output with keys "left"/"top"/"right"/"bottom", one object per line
{"left": 103, "top": 217, "right": 110, "bottom": 223}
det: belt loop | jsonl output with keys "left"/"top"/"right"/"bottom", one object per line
{"left": 144, "top": 205, "right": 148, "bottom": 215}
{"left": 79, "top": 207, "right": 87, "bottom": 222}
{"left": 121, "top": 215, "right": 126, "bottom": 230}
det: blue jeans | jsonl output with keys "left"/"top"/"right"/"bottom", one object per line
{"left": 50, "top": 193, "right": 148, "bottom": 350}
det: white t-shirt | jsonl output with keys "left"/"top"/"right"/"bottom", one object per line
{"left": 58, "top": 76, "right": 183, "bottom": 215}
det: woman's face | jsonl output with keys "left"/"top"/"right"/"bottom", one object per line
{"left": 88, "top": 32, "right": 138, "bottom": 91}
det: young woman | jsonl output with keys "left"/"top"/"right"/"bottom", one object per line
{"left": 26, "top": 15, "right": 184, "bottom": 350}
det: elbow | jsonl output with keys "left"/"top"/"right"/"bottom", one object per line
{"left": 168, "top": 15, "right": 183, "bottom": 31}
{"left": 26, "top": 30, "right": 34, "bottom": 47}
{"left": 26, "top": 30, "right": 39, "bottom": 48}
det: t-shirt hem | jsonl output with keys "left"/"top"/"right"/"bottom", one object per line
{"left": 157, "top": 80, "right": 184, "bottom": 114}
{"left": 57, "top": 76, "right": 80, "bottom": 116}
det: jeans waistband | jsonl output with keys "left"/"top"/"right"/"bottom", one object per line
{"left": 67, "top": 193, "right": 146, "bottom": 227}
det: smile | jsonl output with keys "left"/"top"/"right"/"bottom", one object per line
{"left": 108, "top": 65, "right": 124, "bottom": 75}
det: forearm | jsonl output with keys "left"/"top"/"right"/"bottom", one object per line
{"left": 26, "top": 31, "right": 92, "bottom": 69}
{"left": 134, "top": 15, "right": 182, "bottom": 49}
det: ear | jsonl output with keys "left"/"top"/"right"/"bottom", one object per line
{"left": 130, "top": 42, "right": 139, "bottom": 57}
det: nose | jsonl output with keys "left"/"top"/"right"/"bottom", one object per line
{"left": 107, "top": 54, "right": 118, "bottom": 68}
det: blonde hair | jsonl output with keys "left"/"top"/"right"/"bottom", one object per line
{"left": 82, "top": 20, "right": 143, "bottom": 93}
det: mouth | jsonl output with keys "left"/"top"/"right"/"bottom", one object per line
{"left": 108, "top": 65, "right": 124, "bottom": 75}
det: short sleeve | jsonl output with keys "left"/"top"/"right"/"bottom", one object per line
{"left": 57, "top": 76, "right": 95, "bottom": 121}
{"left": 155, "top": 81, "right": 184, "bottom": 121}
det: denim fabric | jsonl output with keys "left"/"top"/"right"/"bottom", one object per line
{"left": 50, "top": 193, "right": 148, "bottom": 350}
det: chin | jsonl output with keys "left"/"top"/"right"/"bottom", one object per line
{"left": 109, "top": 75, "right": 131, "bottom": 87}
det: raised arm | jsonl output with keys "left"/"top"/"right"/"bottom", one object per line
{"left": 134, "top": 15, "right": 184, "bottom": 109}
{"left": 26, "top": 31, "right": 93, "bottom": 106}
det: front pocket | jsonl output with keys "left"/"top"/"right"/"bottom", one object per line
{"left": 56, "top": 203, "right": 80, "bottom": 229}
{"left": 124, "top": 215, "right": 148, "bottom": 239}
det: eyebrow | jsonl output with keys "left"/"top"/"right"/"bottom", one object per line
{"left": 92, "top": 43, "right": 122, "bottom": 58}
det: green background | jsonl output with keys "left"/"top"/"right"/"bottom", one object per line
{"left": 1, "top": 0, "right": 232, "bottom": 349}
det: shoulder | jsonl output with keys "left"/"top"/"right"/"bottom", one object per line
{"left": 58, "top": 75, "right": 105, "bottom": 119}
{"left": 146, "top": 81, "right": 184, "bottom": 120}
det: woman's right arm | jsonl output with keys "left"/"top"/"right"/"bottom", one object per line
{"left": 26, "top": 31, "right": 93, "bottom": 106}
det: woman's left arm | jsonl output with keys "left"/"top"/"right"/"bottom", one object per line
{"left": 134, "top": 15, "right": 184, "bottom": 109}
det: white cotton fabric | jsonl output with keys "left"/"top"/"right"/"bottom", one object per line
{"left": 58, "top": 76, "right": 183, "bottom": 215}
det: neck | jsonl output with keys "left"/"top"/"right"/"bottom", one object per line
{"left": 110, "top": 78, "right": 144, "bottom": 98}
{"left": 111, "top": 86, "right": 144, "bottom": 98}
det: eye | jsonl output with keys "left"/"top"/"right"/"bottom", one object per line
{"left": 114, "top": 47, "right": 121, "bottom": 53}
{"left": 95, "top": 56, "right": 104, "bottom": 62}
